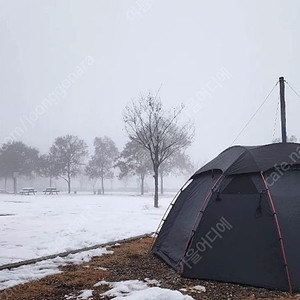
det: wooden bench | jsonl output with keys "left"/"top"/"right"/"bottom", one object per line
{"left": 20, "top": 188, "right": 37, "bottom": 195}
{"left": 43, "top": 187, "right": 60, "bottom": 195}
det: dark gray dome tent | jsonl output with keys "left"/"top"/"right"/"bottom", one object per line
{"left": 152, "top": 143, "right": 300, "bottom": 292}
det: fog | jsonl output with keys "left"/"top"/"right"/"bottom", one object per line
{"left": 1, "top": 0, "right": 300, "bottom": 166}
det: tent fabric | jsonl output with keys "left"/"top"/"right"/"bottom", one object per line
{"left": 152, "top": 143, "right": 300, "bottom": 292}
{"left": 153, "top": 172, "right": 222, "bottom": 268}
{"left": 266, "top": 170, "right": 300, "bottom": 291}
{"left": 182, "top": 191, "right": 288, "bottom": 290}
{"left": 192, "top": 142, "right": 300, "bottom": 177}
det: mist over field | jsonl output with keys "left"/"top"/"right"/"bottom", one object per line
{"left": 1, "top": 1, "right": 300, "bottom": 299}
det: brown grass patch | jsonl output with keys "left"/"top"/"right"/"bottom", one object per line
{"left": 0, "top": 237, "right": 298, "bottom": 300}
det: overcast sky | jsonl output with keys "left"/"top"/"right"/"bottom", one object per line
{"left": 1, "top": 0, "right": 300, "bottom": 165}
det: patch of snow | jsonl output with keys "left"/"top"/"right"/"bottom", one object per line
{"left": 60, "top": 248, "right": 113, "bottom": 265}
{"left": 77, "top": 289, "right": 93, "bottom": 299}
{"left": 99, "top": 279, "right": 147, "bottom": 295}
{"left": 0, "top": 247, "right": 112, "bottom": 291}
{"left": 144, "top": 278, "right": 160, "bottom": 286}
{"left": 95, "top": 267, "right": 107, "bottom": 271}
{"left": 97, "top": 280, "right": 194, "bottom": 300}
{"left": 94, "top": 280, "right": 108, "bottom": 287}
{"left": 191, "top": 285, "right": 206, "bottom": 293}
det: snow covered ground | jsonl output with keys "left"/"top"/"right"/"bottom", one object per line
{"left": 0, "top": 192, "right": 204, "bottom": 299}
{"left": 0, "top": 193, "right": 172, "bottom": 266}
{"left": 0, "top": 192, "right": 174, "bottom": 291}
{"left": 64, "top": 279, "right": 198, "bottom": 300}
{"left": 95, "top": 279, "right": 195, "bottom": 300}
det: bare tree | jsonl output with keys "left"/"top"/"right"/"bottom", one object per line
{"left": 0, "top": 141, "right": 39, "bottom": 192}
{"left": 50, "top": 135, "right": 88, "bottom": 193}
{"left": 159, "top": 151, "right": 194, "bottom": 194}
{"left": 124, "top": 91, "right": 194, "bottom": 207}
{"left": 85, "top": 162, "right": 99, "bottom": 192}
{"left": 116, "top": 140, "right": 152, "bottom": 195}
{"left": 38, "top": 154, "right": 60, "bottom": 187}
{"left": 86, "top": 136, "right": 119, "bottom": 194}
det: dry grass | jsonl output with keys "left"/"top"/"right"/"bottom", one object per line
{"left": 0, "top": 238, "right": 298, "bottom": 300}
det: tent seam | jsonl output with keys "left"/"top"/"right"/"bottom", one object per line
{"left": 242, "top": 147, "right": 260, "bottom": 172}
{"left": 225, "top": 146, "right": 260, "bottom": 175}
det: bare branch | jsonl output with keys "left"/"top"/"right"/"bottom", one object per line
{"left": 123, "top": 91, "right": 194, "bottom": 207}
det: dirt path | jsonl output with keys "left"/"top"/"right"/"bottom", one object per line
{"left": 0, "top": 237, "right": 298, "bottom": 300}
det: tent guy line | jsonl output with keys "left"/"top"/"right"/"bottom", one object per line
{"left": 230, "top": 80, "right": 279, "bottom": 146}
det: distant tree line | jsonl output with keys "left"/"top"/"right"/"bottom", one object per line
{"left": 0, "top": 91, "right": 194, "bottom": 207}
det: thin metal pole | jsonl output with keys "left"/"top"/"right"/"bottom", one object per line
{"left": 279, "top": 77, "right": 287, "bottom": 143}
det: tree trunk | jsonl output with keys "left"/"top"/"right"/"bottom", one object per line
{"left": 49, "top": 177, "right": 52, "bottom": 188}
{"left": 67, "top": 163, "right": 71, "bottom": 194}
{"left": 67, "top": 175, "right": 71, "bottom": 194}
{"left": 92, "top": 179, "right": 97, "bottom": 192}
{"left": 141, "top": 174, "right": 145, "bottom": 195}
{"left": 154, "top": 167, "right": 159, "bottom": 208}
{"left": 101, "top": 176, "right": 104, "bottom": 194}
{"left": 160, "top": 171, "right": 164, "bottom": 195}
{"left": 13, "top": 176, "right": 17, "bottom": 195}
{"left": 4, "top": 177, "right": 7, "bottom": 192}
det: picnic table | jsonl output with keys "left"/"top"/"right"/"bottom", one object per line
{"left": 20, "top": 188, "right": 37, "bottom": 195}
{"left": 43, "top": 187, "right": 60, "bottom": 195}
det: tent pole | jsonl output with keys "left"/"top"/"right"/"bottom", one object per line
{"left": 260, "top": 172, "right": 292, "bottom": 293}
{"left": 177, "top": 174, "right": 223, "bottom": 274}
{"left": 279, "top": 77, "right": 287, "bottom": 143}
